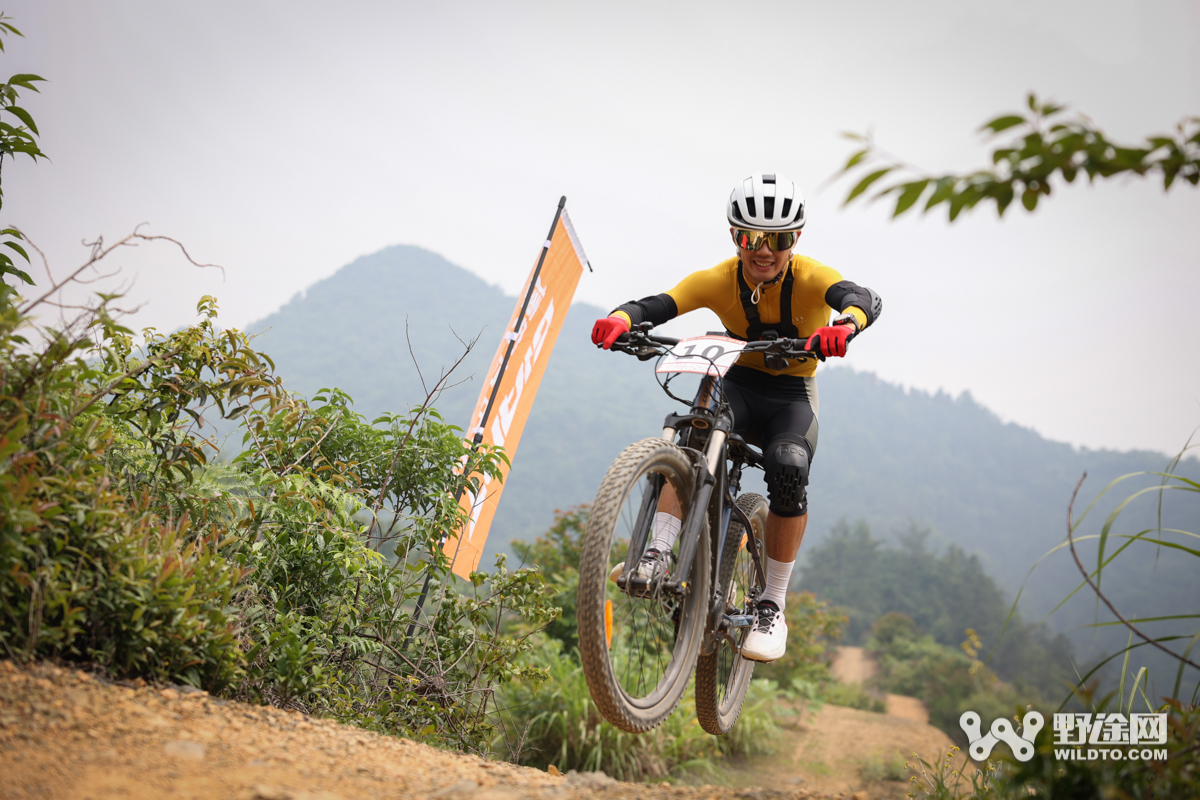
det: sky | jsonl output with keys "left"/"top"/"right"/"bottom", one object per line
{"left": 5, "top": 0, "right": 1199, "bottom": 455}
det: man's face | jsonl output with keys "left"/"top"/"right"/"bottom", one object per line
{"left": 733, "top": 227, "right": 798, "bottom": 285}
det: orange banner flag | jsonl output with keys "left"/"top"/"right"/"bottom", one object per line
{"left": 443, "top": 199, "right": 589, "bottom": 578}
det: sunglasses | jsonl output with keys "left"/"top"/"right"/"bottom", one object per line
{"left": 731, "top": 228, "right": 800, "bottom": 252}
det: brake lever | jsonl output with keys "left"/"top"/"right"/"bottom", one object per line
{"left": 783, "top": 337, "right": 824, "bottom": 362}
{"left": 609, "top": 331, "right": 663, "bottom": 361}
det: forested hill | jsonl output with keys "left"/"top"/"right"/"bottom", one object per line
{"left": 248, "top": 244, "right": 1198, "bottom": 661}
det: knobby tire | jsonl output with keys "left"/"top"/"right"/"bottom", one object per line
{"left": 578, "top": 437, "right": 710, "bottom": 734}
{"left": 694, "top": 492, "right": 768, "bottom": 735}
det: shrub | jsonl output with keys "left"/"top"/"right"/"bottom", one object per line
{"left": 0, "top": 258, "right": 558, "bottom": 752}
{"left": 496, "top": 636, "right": 784, "bottom": 781}
{"left": 0, "top": 287, "right": 245, "bottom": 687}
{"left": 822, "top": 682, "right": 885, "bottom": 713}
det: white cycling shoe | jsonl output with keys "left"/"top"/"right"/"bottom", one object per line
{"left": 740, "top": 600, "right": 787, "bottom": 662}
{"left": 608, "top": 548, "right": 668, "bottom": 584}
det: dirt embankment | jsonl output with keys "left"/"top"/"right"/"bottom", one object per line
{"left": 0, "top": 653, "right": 961, "bottom": 800}
{"left": 0, "top": 659, "right": 861, "bottom": 800}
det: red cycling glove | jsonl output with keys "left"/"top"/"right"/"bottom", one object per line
{"left": 592, "top": 315, "right": 630, "bottom": 350}
{"left": 805, "top": 324, "right": 855, "bottom": 358}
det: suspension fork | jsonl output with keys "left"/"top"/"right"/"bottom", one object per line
{"left": 665, "top": 419, "right": 728, "bottom": 595}
{"left": 616, "top": 472, "right": 663, "bottom": 588}
{"left": 664, "top": 373, "right": 731, "bottom": 595}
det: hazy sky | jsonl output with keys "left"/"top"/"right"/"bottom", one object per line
{"left": 6, "top": 1, "right": 1199, "bottom": 454}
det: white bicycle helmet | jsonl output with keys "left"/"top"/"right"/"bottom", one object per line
{"left": 726, "top": 173, "right": 806, "bottom": 231}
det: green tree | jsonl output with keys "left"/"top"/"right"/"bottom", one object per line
{"left": 799, "top": 519, "right": 1076, "bottom": 701}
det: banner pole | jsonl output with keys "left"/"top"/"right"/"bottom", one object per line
{"left": 404, "top": 196, "right": 568, "bottom": 647}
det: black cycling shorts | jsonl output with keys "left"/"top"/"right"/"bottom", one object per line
{"left": 720, "top": 363, "right": 819, "bottom": 466}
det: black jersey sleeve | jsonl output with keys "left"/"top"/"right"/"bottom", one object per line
{"left": 824, "top": 280, "right": 882, "bottom": 327}
{"left": 612, "top": 293, "right": 680, "bottom": 327}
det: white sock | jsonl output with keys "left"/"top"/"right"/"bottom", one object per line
{"left": 761, "top": 556, "right": 794, "bottom": 609}
{"left": 648, "top": 512, "right": 681, "bottom": 553}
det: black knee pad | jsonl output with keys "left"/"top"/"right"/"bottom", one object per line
{"left": 765, "top": 435, "right": 810, "bottom": 517}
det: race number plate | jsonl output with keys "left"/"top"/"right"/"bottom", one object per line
{"left": 655, "top": 335, "right": 746, "bottom": 377}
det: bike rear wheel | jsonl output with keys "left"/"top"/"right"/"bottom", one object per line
{"left": 578, "top": 437, "right": 710, "bottom": 733}
{"left": 695, "top": 492, "right": 768, "bottom": 735}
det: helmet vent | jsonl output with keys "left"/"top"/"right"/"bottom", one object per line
{"left": 726, "top": 172, "right": 806, "bottom": 231}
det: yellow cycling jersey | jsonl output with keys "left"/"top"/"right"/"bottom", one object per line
{"left": 615, "top": 255, "right": 867, "bottom": 378}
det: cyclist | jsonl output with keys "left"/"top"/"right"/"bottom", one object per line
{"left": 592, "top": 172, "right": 881, "bottom": 662}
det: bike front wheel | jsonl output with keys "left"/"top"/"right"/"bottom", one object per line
{"left": 695, "top": 492, "right": 768, "bottom": 735}
{"left": 578, "top": 437, "right": 710, "bottom": 733}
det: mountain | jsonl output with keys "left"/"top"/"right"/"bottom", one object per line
{"left": 248, "top": 244, "right": 1199, "bottom": 693}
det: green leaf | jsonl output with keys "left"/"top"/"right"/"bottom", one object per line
{"left": 0, "top": 263, "right": 33, "bottom": 284}
{"left": 844, "top": 167, "right": 893, "bottom": 204}
{"left": 924, "top": 177, "right": 955, "bottom": 210}
{"left": 892, "top": 179, "right": 929, "bottom": 216}
{"left": 842, "top": 149, "right": 869, "bottom": 172}
{"left": 992, "top": 147, "right": 1016, "bottom": 165}
{"left": 1021, "top": 188, "right": 1039, "bottom": 211}
{"left": 3, "top": 239, "right": 29, "bottom": 261}
{"left": 6, "top": 73, "right": 45, "bottom": 92}
{"left": 981, "top": 115, "right": 1025, "bottom": 134}
{"left": 4, "top": 104, "right": 37, "bottom": 134}
{"left": 948, "top": 191, "right": 969, "bottom": 222}
{"left": 995, "top": 185, "right": 1015, "bottom": 216}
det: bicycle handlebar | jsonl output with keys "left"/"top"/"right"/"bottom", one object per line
{"left": 607, "top": 323, "right": 851, "bottom": 363}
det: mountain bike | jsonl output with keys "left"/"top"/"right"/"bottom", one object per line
{"left": 578, "top": 323, "right": 827, "bottom": 735}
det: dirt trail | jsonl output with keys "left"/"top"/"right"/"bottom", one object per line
{"left": 830, "top": 647, "right": 876, "bottom": 685}
{"left": 830, "top": 647, "right": 928, "bottom": 725}
{"left": 717, "top": 648, "right": 955, "bottom": 798}
{"left": 722, "top": 703, "right": 960, "bottom": 799}
{"left": 0, "top": 659, "right": 864, "bottom": 800}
